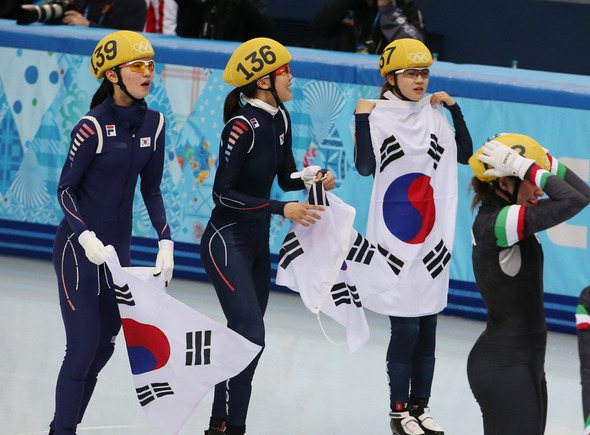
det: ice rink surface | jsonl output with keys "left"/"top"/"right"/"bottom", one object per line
{"left": 0, "top": 254, "right": 583, "bottom": 435}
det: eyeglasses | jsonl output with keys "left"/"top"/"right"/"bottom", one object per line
{"left": 118, "top": 60, "right": 155, "bottom": 73}
{"left": 395, "top": 68, "right": 430, "bottom": 79}
{"left": 273, "top": 64, "right": 290, "bottom": 76}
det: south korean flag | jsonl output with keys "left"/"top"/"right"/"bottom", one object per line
{"left": 325, "top": 229, "right": 401, "bottom": 352}
{"left": 364, "top": 96, "right": 458, "bottom": 317}
{"left": 276, "top": 182, "right": 355, "bottom": 311}
{"left": 103, "top": 247, "right": 261, "bottom": 435}
{"left": 276, "top": 183, "right": 391, "bottom": 352}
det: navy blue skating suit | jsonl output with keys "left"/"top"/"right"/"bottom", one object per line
{"left": 468, "top": 161, "right": 590, "bottom": 435}
{"left": 200, "top": 101, "right": 305, "bottom": 427}
{"left": 51, "top": 96, "right": 171, "bottom": 434}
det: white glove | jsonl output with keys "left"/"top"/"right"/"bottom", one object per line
{"left": 78, "top": 230, "right": 106, "bottom": 265}
{"left": 290, "top": 165, "right": 323, "bottom": 190}
{"left": 477, "top": 140, "right": 535, "bottom": 179}
{"left": 153, "top": 239, "right": 174, "bottom": 286}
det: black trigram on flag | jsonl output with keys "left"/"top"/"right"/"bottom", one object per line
{"left": 279, "top": 232, "right": 304, "bottom": 270}
{"left": 380, "top": 135, "right": 404, "bottom": 172}
{"left": 423, "top": 240, "right": 451, "bottom": 279}
{"left": 377, "top": 245, "right": 404, "bottom": 276}
{"left": 427, "top": 134, "right": 444, "bottom": 169}
{"left": 136, "top": 382, "right": 174, "bottom": 406}
{"left": 331, "top": 282, "right": 362, "bottom": 308}
{"left": 309, "top": 182, "right": 329, "bottom": 206}
{"left": 347, "top": 233, "right": 375, "bottom": 265}
{"left": 186, "top": 330, "right": 212, "bottom": 366}
{"left": 114, "top": 283, "right": 135, "bottom": 306}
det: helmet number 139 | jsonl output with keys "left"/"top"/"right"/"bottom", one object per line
{"left": 91, "top": 40, "right": 118, "bottom": 77}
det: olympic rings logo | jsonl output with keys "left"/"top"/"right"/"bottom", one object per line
{"left": 133, "top": 41, "right": 153, "bottom": 54}
{"left": 409, "top": 52, "right": 431, "bottom": 64}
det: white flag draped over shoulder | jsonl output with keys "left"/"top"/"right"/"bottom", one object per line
{"left": 364, "top": 97, "right": 458, "bottom": 317}
{"left": 275, "top": 183, "right": 394, "bottom": 352}
{"left": 103, "top": 247, "right": 262, "bottom": 435}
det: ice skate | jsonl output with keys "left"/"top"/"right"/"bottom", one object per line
{"left": 389, "top": 411, "right": 425, "bottom": 435}
{"left": 205, "top": 418, "right": 225, "bottom": 434}
{"left": 411, "top": 406, "right": 444, "bottom": 435}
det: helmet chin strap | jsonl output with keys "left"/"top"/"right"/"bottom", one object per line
{"left": 392, "top": 74, "right": 413, "bottom": 102}
{"left": 114, "top": 69, "right": 145, "bottom": 105}
{"left": 258, "top": 74, "right": 284, "bottom": 110}
{"left": 493, "top": 178, "right": 521, "bottom": 204}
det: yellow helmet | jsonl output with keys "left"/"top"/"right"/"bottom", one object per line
{"left": 223, "top": 37, "right": 292, "bottom": 88}
{"left": 469, "top": 133, "right": 551, "bottom": 182}
{"left": 90, "top": 30, "right": 155, "bottom": 79}
{"left": 379, "top": 38, "right": 433, "bottom": 77}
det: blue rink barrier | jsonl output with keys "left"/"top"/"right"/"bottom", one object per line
{"left": 1, "top": 20, "right": 589, "bottom": 334}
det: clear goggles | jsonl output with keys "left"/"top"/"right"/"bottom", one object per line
{"left": 395, "top": 68, "right": 430, "bottom": 79}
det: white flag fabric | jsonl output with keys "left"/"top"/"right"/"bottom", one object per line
{"left": 335, "top": 229, "right": 401, "bottom": 320}
{"left": 103, "top": 247, "right": 262, "bottom": 435}
{"left": 276, "top": 183, "right": 394, "bottom": 352}
{"left": 322, "top": 227, "right": 402, "bottom": 352}
{"left": 364, "top": 97, "right": 458, "bottom": 317}
{"left": 276, "top": 182, "right": 356, "bottom": 314}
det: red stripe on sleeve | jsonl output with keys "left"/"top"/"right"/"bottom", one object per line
{"left": 516, "top": 205, "right": 525, "bottom": 240}
{"left": 235, "top": 120, "right": 249, "bottom": 131}
{"left": 82, "top": 123, "right": 95, "bottom": 135}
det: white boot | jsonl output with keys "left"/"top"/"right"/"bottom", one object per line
{"left": 412, "top": 406, "right": 444, "bottom": 435}
{"left": 389, "top": 411, "right": 425, "bottom": 435}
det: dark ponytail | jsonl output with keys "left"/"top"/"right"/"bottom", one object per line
{"left": 223, "top": 81, "right": 259, "bottom": 123}
{"left": 223, "top": 88, "right": 242, "bottom": 123}
{"left": 469, "top": 177, "right": 497, "bottom": 211}
{"left": 90, "top": 79, "right": 114, "bottom": 109}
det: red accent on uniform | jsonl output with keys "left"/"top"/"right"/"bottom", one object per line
{"left": 235, "top": 120, "right": 249, "bottom": 131}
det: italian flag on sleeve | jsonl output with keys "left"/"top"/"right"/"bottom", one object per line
{"left": 548, "top": 154, "right": 567, "bottom": 179}
{"left": 529, "top": 166, "right": 552, "bottom": 190}
{"left": 494, "top": 205, "right": 525, "bottom": 247}
{"left": 577, "top": 303, "right": 590, "bottom": 331}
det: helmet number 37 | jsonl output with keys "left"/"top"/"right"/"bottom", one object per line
{"left": 235, "top": 46, "right": 277, "bottom": 82}
{"left": 379, "top": 46, "right": 397, "bottom": 71}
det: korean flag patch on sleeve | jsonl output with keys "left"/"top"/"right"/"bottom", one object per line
{"left": 140, "top": 137, "right": 151, "bottom": 148}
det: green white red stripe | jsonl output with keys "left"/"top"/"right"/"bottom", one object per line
{"left": 494, "top": 205, "right": 525, "bottom": 247}
{"left": 577, "top": 303, "right": 590, "bottom": 330}
{"left": 529, "top": 166, "right": 551, "bottom": 189}
{"left": 547, "top": 154, "right": 567, "bottom": 179}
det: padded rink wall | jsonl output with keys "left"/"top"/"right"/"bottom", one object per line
{"left": 0, "top": 20, "right": 589, "bottom": 333}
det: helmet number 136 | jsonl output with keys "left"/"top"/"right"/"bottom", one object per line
{"left": 236, "top": 46, "right": 277, "bottom": 82}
